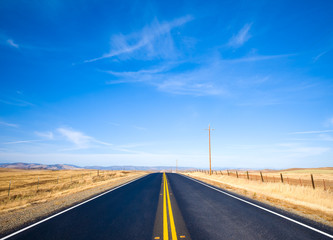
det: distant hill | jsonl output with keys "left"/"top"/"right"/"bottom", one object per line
{"left": 0, "top": 162, "right": 196, "bottom": 171}
{"left": 83, "top": 165, "right": 196, "bottom": 171}
{"left": 0, "top": 162, "right": 82, "bottom": 170}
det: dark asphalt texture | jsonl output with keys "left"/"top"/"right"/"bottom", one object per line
{"left": 3, "top": 173, "right": 333, "bottom": 240}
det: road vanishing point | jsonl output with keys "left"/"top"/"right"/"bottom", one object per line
{"left": 1, "top": 173, "right": 333, "bottom": 240}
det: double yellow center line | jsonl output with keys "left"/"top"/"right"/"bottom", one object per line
{"left": 163, "top": 172, "right": 178, "bottom": 240}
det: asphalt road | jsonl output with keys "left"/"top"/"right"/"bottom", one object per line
{"left": 2, "top": 173, "right": 333, "bottom": 240}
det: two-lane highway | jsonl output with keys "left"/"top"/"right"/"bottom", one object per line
{"left": 1, "top": 173, "right": 333, "bottom": 240}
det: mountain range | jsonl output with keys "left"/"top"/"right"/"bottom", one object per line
{"left": 0, "top": 162, "right": 196, "bottom": 171}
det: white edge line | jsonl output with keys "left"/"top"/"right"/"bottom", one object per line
{"left": 180, "top": 174, "right": 333, "bottom": 239}
{"left": 0, "top": 174, "right": 148, "bottom": 240}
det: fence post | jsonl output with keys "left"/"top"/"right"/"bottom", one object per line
{"left": 220, "top": 170, "right": 223, "bottom": 175}
{"left": 246, "top": 171, "right": 249, "bottom": 180}
{"left": 280, "top": 173, "right": 284, "bottom": 183}
{"left": 236, "top": 171, "right": 239, "bottom": 178}
{"left": 260, "top": 172, "right": 264, "bottom": 182}
{"left": 8, "top": 180, "right": 11, "bottom": 197}
{"left": 323, "top": 179, "right": 326, "bottom": 191}
{"left": 311, "top": 174, "right": 315, "bottom": 189}
{"left": 227, "top": 170, "right": 229, "bottom": 176}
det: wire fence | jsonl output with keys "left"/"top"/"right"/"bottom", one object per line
{"left": 188, "top": 169, "right": 333, "bottom": 191}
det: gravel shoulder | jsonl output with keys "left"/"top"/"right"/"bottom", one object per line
{"left": 0, "top": 173, "right": 147, "bottom": 237}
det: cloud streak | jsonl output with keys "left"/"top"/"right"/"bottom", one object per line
{"left": 106, "top": 61, "right": 225, "bottom": 96}
{"left": 0, "top": 98, "right": 34, "bottom": 107}
{"left": 105, "top": 51, "right": 293, "bottom": 97}
{"left": 85, "top": 15, "right": 193, "bottom": 62}
{"left": 0, "top": 121, "right": 19, "bottom": 128}
{"left": 7, "top": 39, "right": 19, "bottom": 48}
{"left": 289, "top": 130, "right": 333, "bottom": 134}
{"left": 57, "top": 127, "right": 112, "bottom": 149}
{"left": 313, "top": 51, "right": 328, "bottom": 62}
{"left": 222, "top": 53, "right": 296, "bottom": 63}
{"left": 35, "top": 131, "right": 54, "bottom": 140}
{"left": 4, "top": 140, "right": 42, "bottom": 144}
{"left": 228, "top": 23, "right": 252, "bottom": 48}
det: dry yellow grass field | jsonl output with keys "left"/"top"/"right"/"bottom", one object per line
{"left": 184, "top": 169, "right": 333, "bottom": 227}
{"left": 206, "top": 168, "right": 333, "bottom": 189}
{"left": 0, "top": 168, "right": 147, "bottom": 213}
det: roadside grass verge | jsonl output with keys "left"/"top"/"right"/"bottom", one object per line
{"left": 0, "top": 168, "right": 147, "bottom": 213}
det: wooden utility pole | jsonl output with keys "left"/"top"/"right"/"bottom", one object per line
{"left": 205, "top": 124, "right": 215, "bottom": 175}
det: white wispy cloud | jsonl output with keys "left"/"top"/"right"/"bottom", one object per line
{"left": 106, "top": 59, "right": 225, "bottom": 96}
{"left": 106, "top": 65, "right": 171, "bottom": 79}
{"left": 85, "top": 15, "right": 193, "bottom": 62}
{"left": 313, "top": 50, "right": 328, "bottom": 62}
{"left": 35, "top": 131, "right": 54, "bottom": 140}
{"left": 57, "top": 127, "right": 112, "bottom": 149}
{"left": 107, "top": 70, "right": 222, "bottom": 96}
{"left": 0, "top": 121, "right": 19, "bottom": 128}
{"left": 0, "top": 98, "right": 34, "bottom": 107}
{"left": 289, "top": 130, "right": 333, "bottom": 134}
{"left": 222, "top": 53, "right": 295, "bottom": 63}
{"left": 104, "top": 49, "right": 295, "bottom": 97}
{"left": 58, "top": 127, "right": 94, "bottom": 149}
{"left": 1, "top": 33, "right": 60, "bottom": 52}
{"left": 4, "top": 140, "right": 42, "bottom": 144}
{"left": 7, "top": 39, "right": 19, "bottom": 48}
{"left": 228, "top": 23, "right": 252, "bottom": 48}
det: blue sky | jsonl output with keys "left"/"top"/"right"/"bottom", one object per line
{"left": 0, "top": 0, "right": 332, "bottom": 169}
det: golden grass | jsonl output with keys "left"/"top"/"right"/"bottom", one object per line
{"left": 209, "top": 169, "right": 333, "bottom": 189}
{"left": 184, "top": 171, "right": 333, "bottom": 226}
{"left": 280, "top": 167, "right": 333, "bottom": 175}
{"left": 0, "top": 168, "right": 147, "bottom": 213}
